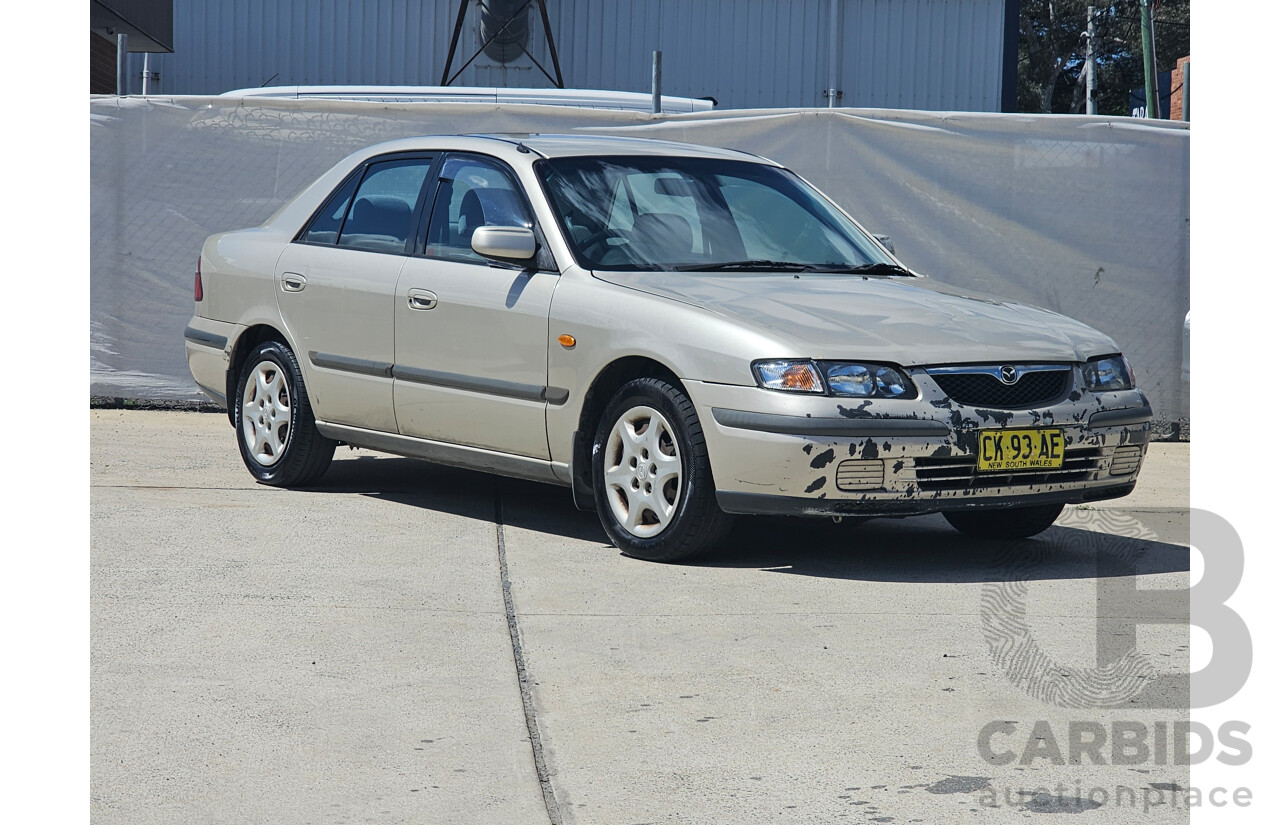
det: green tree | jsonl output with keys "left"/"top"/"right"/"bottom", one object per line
{"left": 1018, "top": 1, "right": 1191, "bottom": 115}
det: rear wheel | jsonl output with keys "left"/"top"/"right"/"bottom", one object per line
{"left": 234, "top": 340, "right": 334, "bottom": 486}
{"left": 943, "top": 503, "right": 1064, "bottom": 540}
{"left": 592, "top": 378, "right": 733, "bottom": 562}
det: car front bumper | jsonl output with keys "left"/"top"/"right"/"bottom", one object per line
{"left": 684, "top": 375, "right": 1151, "bottom": 518}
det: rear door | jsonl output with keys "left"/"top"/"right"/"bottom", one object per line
{"left": 275, "top": 153, "right": 436, "bottom": 431}
{"left": 393, "top": 153, "right": 558, "bottom": 458}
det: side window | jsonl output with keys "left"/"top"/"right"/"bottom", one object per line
{"left": 337, "top": 158, "right": 432, "bottom": 254}
{"left": 300, "top": 171, "right": 360, "bottom": 245}
{"left": 425, "top": 156, "right": 533, "bottom": 264}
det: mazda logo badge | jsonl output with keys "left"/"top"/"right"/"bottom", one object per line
{"left": 999, "top": 365, "right": 1019, "bottom": 385}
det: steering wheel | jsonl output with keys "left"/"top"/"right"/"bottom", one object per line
{"left": 578, "top": 228, "right": 628, "bottom": 259}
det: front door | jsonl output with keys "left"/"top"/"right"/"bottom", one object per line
{"left": 393, "top": 153, "right": 557, "bottom": 459}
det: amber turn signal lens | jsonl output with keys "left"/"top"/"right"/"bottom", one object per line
{"left": 558, "top": 334, "right": 576, "bottom": 348}
{"left": 780, "top": 364, "right": 819, "bottom": 390}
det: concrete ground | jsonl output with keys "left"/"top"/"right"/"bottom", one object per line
{"left": 92, "top": 411, "right": 1191, "bottom": 824}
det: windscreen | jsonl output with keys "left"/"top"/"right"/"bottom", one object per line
{"left": 536, "top": 156, "right": 895, "bottom": 272}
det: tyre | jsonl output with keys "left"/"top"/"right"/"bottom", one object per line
{"left": 234, "top": 339, "right": 335, "bottom": 486}
{"left": 943, "top": 502, "right": 1064, "bottom": 540}
{"left": 592, "top": 378, "right": 734, "bottom": 562}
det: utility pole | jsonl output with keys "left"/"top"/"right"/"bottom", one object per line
{"left": 1139, "top": 0, "right": 1160, "bottom": 118}
{"left": 1085, "top": 6, "right": 1097, "bottom": 115}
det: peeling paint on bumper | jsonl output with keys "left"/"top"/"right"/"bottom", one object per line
{"left": 685, "top": 371, "right": 1151, "bottom": 518}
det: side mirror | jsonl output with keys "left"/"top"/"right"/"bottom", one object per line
{"left": 471, "top": 225, "right": 537, "bottom": 262}
{"left": 872, "top": 234, "right": 896, "bottom": 255}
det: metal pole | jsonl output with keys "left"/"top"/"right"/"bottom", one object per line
{"left": 651, "top": 50, "right": 662, "bottom": 114}
{"left": 826, "top": 0, "right": 840, "bottom": 107}
{"left": 535, "top": 0, "right": 565, "bottom": 88}
{"left": 1139, "top": 0, "right": 1159, "bottom": 118}
{"left": 142, "top": 52, "right": 151, "bottom": 96}
{"left": 1085, "top": 6, "right": 1097, "bottom": 115}
{"left": 440, "top": 0, "right": 472, "bottom": 86}
{"left": 116, "top": 32, "right": 128, "bottom": 96}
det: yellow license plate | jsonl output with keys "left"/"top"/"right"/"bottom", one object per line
{"left": 977, "top": 428, "right": 1065, "bottom": 472}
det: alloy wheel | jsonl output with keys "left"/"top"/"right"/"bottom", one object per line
{"left": 603, "top": 405, "right": 683, "bottom": 538}
{"left": 240, "top": 360, "right": 292, "bottom": 466}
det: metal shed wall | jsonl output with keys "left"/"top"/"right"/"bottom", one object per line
{"left": 126, "top": 0, "right": 1013, "bottom": 111}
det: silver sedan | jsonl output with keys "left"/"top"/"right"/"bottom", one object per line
{"left": 185, "top": 135, "right": 1151, "bottom": 561}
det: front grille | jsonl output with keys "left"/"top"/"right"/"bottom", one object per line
{"left": 1109, "top": 446, "right": 1143, "bottom": 476}
{"left": 931, "top": 369, "right": 1071, "bottom": 408}
{"left": 912, "top": 448, "right": 1103, "bottom": 492}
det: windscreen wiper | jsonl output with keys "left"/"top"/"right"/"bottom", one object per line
{"left": 671, "top": 260, "right": 818, "bottom": 272}
{"left": 671, "top": 260, "right": 914, "bottom": 275}
{"left": 815, "top": 262, "right": 914, "bottom": 276}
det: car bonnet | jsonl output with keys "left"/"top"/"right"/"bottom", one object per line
{"left": 590, "top": 271, "right": 1120, "bottom": 366}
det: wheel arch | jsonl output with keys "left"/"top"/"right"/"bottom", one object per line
{"left": 570, "top": 355, "right": 685, "bottom": 510}
{"left": 225, "top": 323, "right": 292, "bottom": 426}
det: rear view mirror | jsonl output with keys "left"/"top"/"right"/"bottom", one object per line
{"left": 471, "top": 225, "right": 537, "bottom": 262}
{"left": 653, "top": 176, "right": 694, "bottom": 197}
{"left": 873, "top": 234, "right": 896, "bottom": 255}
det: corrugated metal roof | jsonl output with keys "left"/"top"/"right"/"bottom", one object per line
{"left": 126, "top": 0, "right": 1011, "bottom": 111}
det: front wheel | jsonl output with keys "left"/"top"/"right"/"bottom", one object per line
{"left": 943, "top": 503, "right": 1064, "bottom": 540}
{"left": 234, "top": 340, "right": 335, "bottom": 487}
{"left": 592, "top": 378, "right": 733, "bottom": 562}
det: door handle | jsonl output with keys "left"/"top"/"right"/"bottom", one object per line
{"left": 407, "top": 289, "right": 438, "bottom": 311}
{"left": 281, "top": 273, "right": 307, "bottom": 293}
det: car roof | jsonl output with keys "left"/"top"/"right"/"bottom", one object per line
{"left": 262, "top": 133, "right": 779, "bottom": 235}
{"left": 514, "top": 134, "right": 772, "bottom": 162}
{"left": 350, "top": 133, "right": 775, "bottom": 164}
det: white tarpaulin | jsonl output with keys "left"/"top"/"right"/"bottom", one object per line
{"left": 90, "top": 96, "right": 1189, "bottom": 433}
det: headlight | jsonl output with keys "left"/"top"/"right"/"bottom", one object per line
{"left": 826, "top": 363, "right": 914, "bottom": 398}
{"left": 753, "top": 360, "right": 916, "bottom": 398}
{"left": 1082, "top": 355, "right": 1136, "bottom": 392}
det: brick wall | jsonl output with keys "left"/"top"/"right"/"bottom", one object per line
{"left": 1169, "top": 55, "right": 1190, "bottom": 121}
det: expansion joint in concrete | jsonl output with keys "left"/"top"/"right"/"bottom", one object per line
{"left": 494, "top": 487, "right": 562, "bottom": 825}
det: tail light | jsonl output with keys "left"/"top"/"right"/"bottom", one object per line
{"left": 195, "top": 256, "right": 204, "bottom": 302}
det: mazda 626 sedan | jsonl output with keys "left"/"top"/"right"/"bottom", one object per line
{"left": 185, "top": 134, "right": 1152, "bottom": 561}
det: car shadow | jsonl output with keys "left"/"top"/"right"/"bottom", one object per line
{"left": 305, "top": 453, "right": 1189, "bottom": 585}
{"left": 699, "top": 514, "right": 1189, "bottom": 583}
{"left": 308, "top": 452, "right": 606, "bottom": 543}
